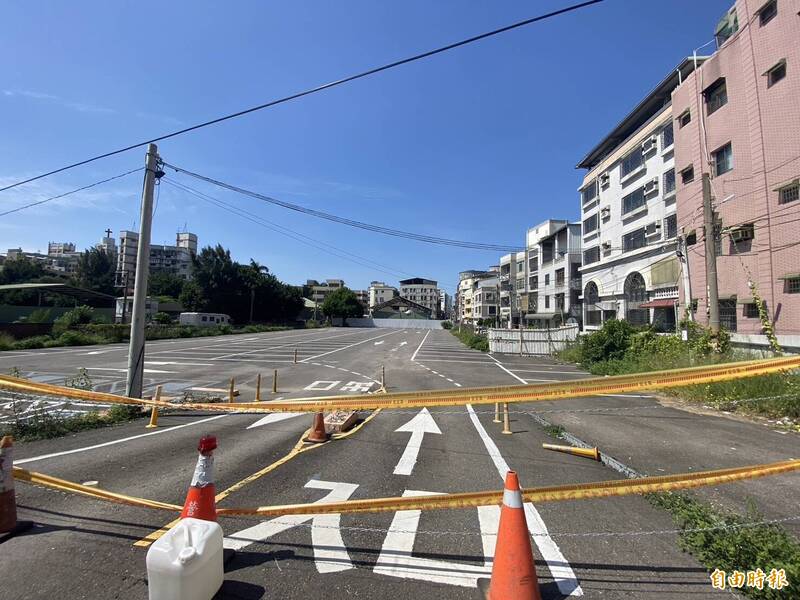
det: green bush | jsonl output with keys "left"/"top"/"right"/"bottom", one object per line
{"left": 0, "top": 333, "right": 14, "bottom": 351}
{"left": 152, "top": 312, "right": 173, "bottom": 325}
{"left": 55, "top": 330, "right": 103, "bottom": 346}
{"left": 52, "top": 305, "right": 99, "bottom": 335}
{"left": 12, "top": 335, "right": 52, "bottom": 350}
{"left": 580, "top": 319, "right": 637, "bottom": 364}
{"left": 441, "top": 321, "right": 453, "bottom": 330}
{"left": 450, "top": 328, "right": 489, "bottom": 352}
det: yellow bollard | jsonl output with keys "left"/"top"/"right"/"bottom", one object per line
{"left": 294, "top": 349, "right": 298, "bottom": 364}
{"left": 255, "top": 373, "right": 262, "bottom": 402}
{"left": 272, "top": 369, "right": 278, "bottom": 394}
{"left": 493, "top": 402, "right": 501, "bottom": 424}
{"left": 501, "top": 402, "right": 512, "bottom": 435}
{"left": 381, "top": 365, "right": 386, "bottom": 392}
{"left": 146, "top": 385, "right": 162, "bottom": 429}
{"left": 542, "top": 443, "right": 601, "bottom": 461}
{"left": 228, "top": 377, "right": 235, "bottom": 403}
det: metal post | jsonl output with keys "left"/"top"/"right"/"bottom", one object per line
{"left": 272, "top": 369, "right": 278, "bottom": 394}
{"left": 381, "top": 365, "right": 385, "bottom": 391}
{"left": 493, "top": 402, "right": 501, "bottom": 423}
{"left": 228, "top": 377, "right": 235, "bottom": 403}
{"left": 255, "top": 373, "right": 262, "bottom": 402}
{"left": 125, "top": 144, "right": 159, "bottom": 399}
{"left": 502, "top": 403, "right": 512, "bottom": 435}
{"left": 146, "top": 385, "right": 162, "bottom": 429}
{"left": 702, "top": 173, "right": 720, "bottom": 338}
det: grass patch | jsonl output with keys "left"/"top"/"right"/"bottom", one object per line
{"left": 450, "top": 327, "right": 489, "bottom": 352}
{"left": 648, "top": 492, "right": 799, "bottom": 598}
{"left": 1, "top": 404, "right": 142, "bottom": 442}
{"left": 543, "top": 424, "right": 565, "bottom": 439}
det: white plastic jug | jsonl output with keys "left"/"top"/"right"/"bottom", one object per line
{"left": 146, "top": 518, "right": 224, "bottom": 600}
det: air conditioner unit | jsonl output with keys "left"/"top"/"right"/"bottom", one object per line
{"left": 600, "top": 206, "right": 611, "bottom": 217}
{"left": 730, "top": 228, "right": 754, "bottom": 242}
{"left": 599, "top": 172, "right": 610, "bottom": 187}
{"left": 643, "top": 178, "right": 659, "bottom": 194}
{"left": 601, "top": 241, "right": 612, "bottom": 250}
{"left": 642, "top": 135, "right": 658, "bottom": 153}
{"left": 645, "top": 221, "right": 662, "bottom": 237}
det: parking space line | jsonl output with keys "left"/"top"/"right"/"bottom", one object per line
{"left": 410, "top": 330, "right": 430, "bottom": 362}
{"left": 302, "top": 330, "right": 400, "bottom": 362}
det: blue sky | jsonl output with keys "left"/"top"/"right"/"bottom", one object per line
{"left": 0, "top": 0, "right": 732, "bottom": 294}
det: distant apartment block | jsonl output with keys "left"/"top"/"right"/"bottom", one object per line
{"left": 304, "top": 279, "right": 346, "bottom": 305}
{"left": 47, "top": 242, "right": 76, "bottom": 256}
{"left": 368, "top": 281, "right": 398, "bottom": 308}
{"left": 472, "top": 276, "right": 500, "bottom": 323}
{"left": 439, "top": 289, "right": 453, "bottom": 320}
{"left": 673, "top": 0, "right": 800, "bottom": 339}
{"left": 576, "top": 60, "right": 701, "bottom": 331}
{"left": 117, "top": 231, "right": 197, "bottom": 285}
{"left": 399, "top": 278, "right": 440, "bottom": 317}
{"left": 455, "top": 270, "right": 494, "bottom": 325}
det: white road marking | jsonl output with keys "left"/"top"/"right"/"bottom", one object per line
{"left": 302, "top": 330, "right": 400, "bottom": 362}
{"left": 465, "top": 404, "right": 582, "bottom": 597}
{"left": 340, "top": 381, "right": 374, "bottom": 393}
{"left": 393, "top": 408, "right": 442, "bottom": 476}
{"left": 505, "top": 369, "right": 586, "bottom": 375}
{"left": 146, "top": 361, "right": 214, "bottom": 367}
{"left": 398, "top": 341, "right": 408, "bottom": 347}
{"left": 247, "top": 413, "right": 304, "bottom": 429}
{"left": 15, "top": 414, "right": 229, "bottom": 465}
{"left": 224, "top": 479, "right": 358, "bottom": 573}
{"left": 374, "top": 341, "right": 385, "bottom": 346}
{"left": 373, "top": 489, "right": 498, "bottom": 587}
{"left": 85, "top": 350, "right": 113, "bottom": 355}
{"left": 599, "top": 394, "right": 655, "bottom": 398}
{"left": 489, "top": 355, "right": 527, "bottom": 384}
{"left": 410, "top": 330, "right": 430, "bottom": 362}
{"left": 304, "top": 381, "right": 340, "bottom": 391}
{"left": 85, "top": 367, "right": 178, "bottom": 374}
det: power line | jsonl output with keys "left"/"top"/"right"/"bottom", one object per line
{"left": 165, "top": 163, "right": 524, "bottom": 252}
{"left": 0, "top": 0, "right": 603, "bottom": 194}
{"left": 0, "top": 167, "right": 143, "bottom": 217}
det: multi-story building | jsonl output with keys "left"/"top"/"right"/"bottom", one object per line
{"left": 304, "top": 279, "right": 346, "bottom": 305}
{"left": 47, "top": 242, "right": 76, "bottom": 256}
{"left": 526, "top": 220, "right": 582, "bottom": 328}
{"left": 473, "top": 276, "right": 500, "bottom": 324}
{"left": 576, "top": 60, "right": 702, "bottom": 331}
{"left": 399, "top": 278, "right": 440, "bottom": 317}
{"left": 673, "top": 0, "right": 800, "bottom": 342}
{"left": 117, "top": 231, "right": 198, "bottom": 285}
{"left": 368, "top": 281, "right": 398, "bottom": 309}
{"left": 499, "top": 251, "right": 528, "bottom": 327}
{"left": 439, "top": 289, "right": 453, "bottom": 320}
{"left": 455, "top": 270, "right": 493, "bottom": 325}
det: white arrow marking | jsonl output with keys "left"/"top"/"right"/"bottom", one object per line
{"left": 247, "top": 412, "right": 304, "bottom": 429}
{"left": 399, "top": 341, "right": 408, "bottom": 347}
{"left": 224, "top": 479, "right": 358, "bottom": 573}
{"left": 393, "top": 408, "right": 441, "bottom": 476}
{"left": 374, "top": 340, "right": 385, "bottom": 345}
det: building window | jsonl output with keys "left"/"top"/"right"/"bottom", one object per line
{"left": 624, "top": 272, "right": 649, "bottom": 326}
{"left": 623, "top": 228, "right": 647, "bottom": 252}
{"left": 665, "top": 213, "right": 678, "bottom": 239}
{"left": 719, "top": 299, "right": 737, "bottom": 332}
{"left": 529, "top": 276, "right": 538, "bottom": 290}
{"left": 758, "top": 0, "right": 777, "bottom": 26}
{"left": 622, "top": 186, "right": 646, "bottom": 215}
{"left": 715, "top": 7, "right": 739, "bottom": 46}
{"left": 661, "top": 122, "right": 674, "bottom": 148}
{"left": 681, "top": 165, "right": 695, "bottom": 184}
{"left": 779, "top": 182, "right": 799, "bottom": 204}
{"left": 664, "top": 168, "right": 676, "bottom": 196}
{"left": 766, "top": 60, "right": 786, "bottom": 87}
{"left": 621, "top": 147, "right": 644, "bottom": 178}
{"left": 545, "top": 274, "right": 550, "bottom": 286}
{"left": 584, "top": 282, "right": 601, "bottom": 326}
{"left": 713, "top": 142, "right": 733, "bottom": 175}
{"left": 581, "top": 180, "right": 598, "bottom": 205}
{"left": 583, "top": 246, "right": 600, "bottom": 265}
{"left": 678, "top": 109, "right": 691, "bottom": 128}
{"left": 705, "top": 78, "right": 728, "bottom": 115}
{"left": 583, "top": 213, "right": 599, "bottom": 235}
{"left": 786, "top": 278, "right": 800, "bottom": 294}
{"left": 743, "top": 302, "right": 761, "bottom": 318}
{"left": 545, "top": 295, "right": 550, "bottom": 309}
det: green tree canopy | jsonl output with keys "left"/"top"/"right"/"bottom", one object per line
{"left": 0, "top": 256, "right": 45, "bottom": 285}
{"left": 321, "top": 287, "right": 363, "bottom": 325}
{"left": 149, "top": 271, "right": 186, "bottom": 300}
{"left": 72, "top": 248, "right": 116, "bottom": 296}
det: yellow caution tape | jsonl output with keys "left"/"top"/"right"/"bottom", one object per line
{"left": 0, "top": 355, "right": 798, "bottom": 413}
{"left": 15, "top": 458, "right": 800, "bottom": 518}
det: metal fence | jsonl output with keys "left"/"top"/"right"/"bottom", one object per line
{"left": 488, "top": 324, "right": 579, "bottom": 355}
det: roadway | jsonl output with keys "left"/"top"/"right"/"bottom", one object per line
{"left": 1, "top": 327, "right": 793, "bottom": 599}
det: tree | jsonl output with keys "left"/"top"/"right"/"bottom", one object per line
{"left": 178, "top": 280, "right": 206, "bottom": 312}
{"left": 149, "top": 271, "right": 186, "bottom": 299}
{"left": 321, "top": 287, "right": 363, "bottom": 326}
{"left": 0, "top": 256, "right": 45, "bottom": 285}
{"left": 72, "top": 248, "right": 115, "bottom": 296}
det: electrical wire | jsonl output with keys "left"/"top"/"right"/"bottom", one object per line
{"left": 0, "top": 168, "right": 143, "bottom": 218}
{"left": 0, "top": 0, "right": 604, "bottom": 194}
{"left": 166, "top": 163, "right": 524, "bottom": 252}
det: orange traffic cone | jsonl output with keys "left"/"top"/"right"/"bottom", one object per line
{"left": 180, "top": 435, "right": 218, "bottom": 521}
{"left": 306, "top": 412, "right": 329, "bottom": 443}
{"left": 487, "top": 471, "right": 541, "bottom": 600}
{"left": 1, "top": 436, "right": 33, "bottom": 539}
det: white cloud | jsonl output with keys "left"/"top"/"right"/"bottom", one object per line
{"left": 3, "top": 88, "right": 116, "bottom": 114}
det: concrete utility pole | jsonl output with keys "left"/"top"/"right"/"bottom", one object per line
{"left": 678, "top": 235, "right": 694, "bottom": 322}
{"left": 126, "top": 144, "right": 160, "bottom": 398}
{"left": 702, "top": 172, "right": 720, "bottom": 337}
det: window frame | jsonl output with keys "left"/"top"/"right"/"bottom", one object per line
{"left": 678, "top": 109, "right": 691, "bottom": 128}
{"left": 712, "top": 142, "right": 734, "bottom": 176}
{"left": 681, "top": 165, "right": 695, "bottom": 184}
{"left": 704, "top": 78, "right": 728, "bottom": 115}
{"left": 766, "top": 60, "right": 786, "bottom": 88}
{"left": 581, "top": 180, "right": 598, "bottom": 205}
{"left": 622, "top": 227, "right": 647, "bottom": 253}
{"left": 758, "top": 0, "right": 777, "bottom": 26}
{"left": 621, "top": 186, "right": 647, "bottom": 215}
{"left": 787, "top": 278, "right": 800, "bottom": 294}
{"left": 621, "top": 147, "right": 645, "bottom": 178}
{"left": 743, "top": 302, "right": 761, "bottom": 318}
{"left": 779, "top": 182, "right": 799, "bottom": 204}
{"left": 663, "top": 168, "right": 676, "bottom": 197}
{"left": 583, "top": 246, "right": 600, "bottom": 265}
{"left": 583, "top": 213, "right": 599, "bottom": 235}
{"left": 665, "top": 213, "right": 678, "bottom": 239}
{"left": 661, "top": 121, "right": 674, "bottom": 149}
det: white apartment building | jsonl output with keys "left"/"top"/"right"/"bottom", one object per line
{"left": 399, "top": 278, "right": 440, "bottom": 317}
{"left": 473, "top": 277, "right": 500, "bottom": 324}
{"left": 305, "top": 279, "right": 346, "bottom": 305}
{"left": 439, "top": 289, "right": 452, "bottom": 320}
{"left": 576, "top": 60, "right": 699, "bottom": 331}
{"left": 499, "top": 251, "right": 527, "bottom": 328}
{"left": 526, "top": 220, "right": 582, "bottom": 328}
{"left": 47, "top": 242, "right": 76, "bottom": 256}
{"left": 456, "top": 270, "right": 492, "bottom": 325}
{"left": 368, "top": 281, "right": 397, "bottom": 308}
{"left": 117, "top": 230, "right": 198, "bottom": 285}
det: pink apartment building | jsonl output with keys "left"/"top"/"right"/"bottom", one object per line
{"left": 673, "top": 0, "right": 800, "bottom": 344}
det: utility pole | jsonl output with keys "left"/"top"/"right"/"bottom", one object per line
{"left": 678, "top": 234, "right": 694, "bottom": 323}
{"left": 126, "top": 143, "right": 160, "bottom": 398}
{"left": 702, "top": 172, "right": 720, "bottom": 338}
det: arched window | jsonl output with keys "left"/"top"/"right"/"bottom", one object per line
{"left": 584, "top": 282, "right": 601, "bottom": 326}
{"left": 624, "top": 272, "right": 649, "bottom": 326}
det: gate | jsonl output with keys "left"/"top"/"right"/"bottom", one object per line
{"left": 488, "top": 325, "right": 579, "bottom": 355}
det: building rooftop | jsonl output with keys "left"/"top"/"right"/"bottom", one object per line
{"left": 576, "top": 57, "right": 708, "bottom": 170}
